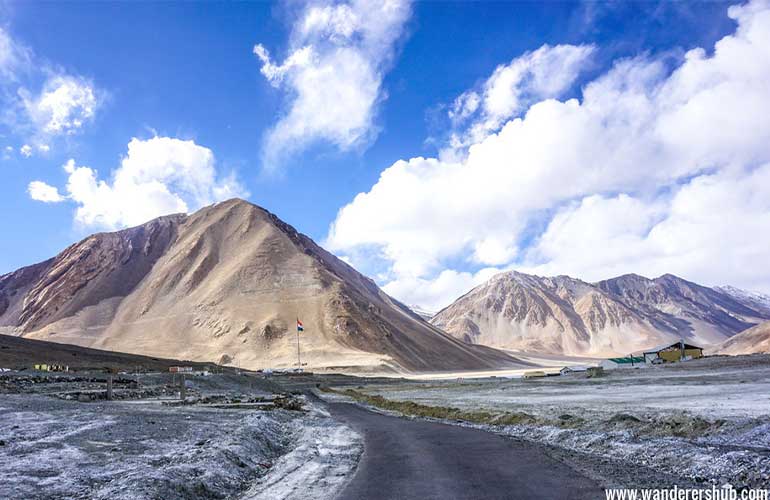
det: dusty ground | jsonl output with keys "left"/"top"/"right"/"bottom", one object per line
{"left": 3, "top": 356, "right": 769, "bottom": 498}
{"left": 335, "top": 355, "right": 770, "bottom": 490}
{"left": 0, "top": 371, "right": 358, "bottom": 500}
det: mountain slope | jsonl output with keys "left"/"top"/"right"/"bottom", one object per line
{"left": 0, "top": 333, "right": 221, "bottom": 372}
{"left": 0, "top": 199, "right": 521, "bottom": 373}
{"left": 713, "top": 321, "right": 770, "bottom": 355}
{"left": 714, "top": 286, "right": 770, "bottom": 317}
{"left": 431, "top": 272, "right": 663, "bottom": 356}
{"left": 432, "top": 271, "right": 770, "bottom": 357}
{"left": 595, "top": 274, "right": 768, "bottom": 345}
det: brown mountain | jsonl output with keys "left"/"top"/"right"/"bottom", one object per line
{"left": 713, "top": 321, "right": 770, "bottom": 355}
{"left": 0, "top": 199, "right": 521, "bottom": 373}
{"left": 431, "top": 271, "right": 770, "bottom": 357}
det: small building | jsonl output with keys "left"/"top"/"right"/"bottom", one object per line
{"left": 600, "top": 356, "right": 645, "bottom": 370}
{"left": 169, "top": 366, "right": 193, "bottom": 373}
{"left": 34, "top": 364, "right": 69, "bottom": 372}
{"left": 643, "top": 341, "right": 704, "bottom": 364}
{"left": 586, "top": 366, "right": 605, "bottom": 378}
{"left": 560, "top": 365, "right": 591, "bottom": 375}
{"left": 522, "top": 370, "right": 547, "bottom": 379}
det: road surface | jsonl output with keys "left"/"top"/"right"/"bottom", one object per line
{"left": 327, "top": 401, "right": 603, "bottom": 500}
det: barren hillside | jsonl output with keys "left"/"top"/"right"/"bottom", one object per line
{"left": 0, "top": 199, "right": 521, "bottom": 373}
{"left": 432, "top": 271, "right": 770, "bottom": 356}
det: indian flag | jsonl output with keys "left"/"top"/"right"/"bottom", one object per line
{"left": 297, "top": 319, "right": 304, "bottom": 332}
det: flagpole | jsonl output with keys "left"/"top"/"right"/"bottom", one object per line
{"left": 296, "top": 317, "right": 301, "bottom": 371}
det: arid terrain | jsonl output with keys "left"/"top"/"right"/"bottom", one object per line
{"left": 432, "top": 271, "right": 770, "bottom": 357}
{"left": 0, "top": 368, "right": 367, "bottom": 500}
{"left": 2, "top": 345, "right": 769, "bottom": 499}
{"left": 0, "top": 199, "right": 521, "bottom": 373}
{"left": 322, "top": 355, "right": 770, "bottom": 490}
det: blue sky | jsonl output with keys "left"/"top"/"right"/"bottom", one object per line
{"left": 2, "top": 0, "right": 770, "bottom": 310}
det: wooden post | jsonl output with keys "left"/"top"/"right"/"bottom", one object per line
{"left": 180, "top": 373, "right": 186, "bottom": 401}
{"left": 107, "top": 374, "right": 113, "bottom": 401}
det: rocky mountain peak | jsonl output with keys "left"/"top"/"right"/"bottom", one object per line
{"left": 1, "top": 200, "right": 522, "bottom": 373}
{"left": 434, "top": 269, "right": 770, "bottom": 357}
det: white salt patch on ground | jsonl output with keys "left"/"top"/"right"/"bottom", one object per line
{"left": 239, "top": 401, "right": 363, "bottom": 500}
{"left": 351, "top": 356, "right": 770, "bottom": 488}
{"left": 0, "top": 394, "right": 294, "bottom": 499}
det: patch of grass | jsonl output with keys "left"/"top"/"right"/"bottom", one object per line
{"left": 322, "top": 387, "right": 539, "bottom": 426}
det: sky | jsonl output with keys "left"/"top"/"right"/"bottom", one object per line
{"left": 2, "top": 0, "right": 769, "bottom": 311}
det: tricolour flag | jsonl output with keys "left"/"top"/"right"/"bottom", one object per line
{"left": 297, "top": 319, "right": 304, "bottom": 332}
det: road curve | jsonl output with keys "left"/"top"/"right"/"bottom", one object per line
{"left": 327, "top": 401, "right": 603, "bottom": 500}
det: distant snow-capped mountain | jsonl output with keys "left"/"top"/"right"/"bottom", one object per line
{"left": 714, "top": 285, "right": 770, "bottom": 316}
{"left": 408, "top": 305, "right": 437, "bottom": 321}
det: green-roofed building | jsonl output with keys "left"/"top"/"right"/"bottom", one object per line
{"left": 600, "top": 356, "right": 645, "bottom": 370}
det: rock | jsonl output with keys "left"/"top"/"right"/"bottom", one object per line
{"left": 78, "top": 394, "right": 91, "bottom": 402}
{"left": 608, "top": 413, "right": 642, "bottom": 424}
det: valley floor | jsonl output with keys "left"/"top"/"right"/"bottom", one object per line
{"left": 1, "top": 355, "right": 768, "bottom": 498}
{"left": 0, "top": 372, "right": 358, "bottom": 500}
{"left": 328, "top": 354, "right": 770, "bottom": 491}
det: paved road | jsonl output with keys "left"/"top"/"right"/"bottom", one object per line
{"left": 328, "top": 402, "right": 603, "bottom": 500}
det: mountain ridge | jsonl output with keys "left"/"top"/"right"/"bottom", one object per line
{"left": 0, "top": 199, "right": 522, "bottom": 373}
{"left": 431, "top": 270, "right": 770, "bottom": 356}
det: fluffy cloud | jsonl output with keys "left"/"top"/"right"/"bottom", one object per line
{"left": 28, "top": 136, "right": 247, "bottom": 229}
{"left": 27, "top": 180, "right": 65, "bottom": 203}
{"left": 522, "top": 165, "right": 770, "bottom": 292}
{"left": 0, "top": 28, "right": 99, "bottom": 153}
{"left": 382, "top": 268, "right": 500, "bottom": 313}
{"left": 19, "top": 144, "right": 32, "bottom": 157}
{"left": 447, "top": 44, "right": 595, "bottom": 152}
{"left": 254, "top": 0, "right": 411, "bottom": 167}
{"left": 328, "top": 0, "right": 770, "bottom": 307}
{"left": 20, "top": 75, "right": 97, "bottom": 136}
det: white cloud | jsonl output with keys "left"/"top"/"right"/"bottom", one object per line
{"left": 0, "top": 28, "right": 11, "bottom": 69}
{"left": 522, "top": 165, "right": 770, "bottom": 292}
{"left": 447, "top": 44, "right": 595, "bottom": 152}
{"left": 328, "top": 0, "right": 770, "bottom": 307}
{"left": 27, "top": 180, "right": 65, "bottom": 203}
{"left": 0, "top": 28, "right": 99, "bottom": 150}
{"left": 29, "top": 136, "right": 248, "bottom": 229}
{"left": 254, "top": 0, "right": 411, "bottom": 167}
{"left": 19, "top": 144, "right": 31, "bottom": 157}
{"left": 383, "top": 268, "right": 500, "bottom": 313}
{"left": 0, "top": 27, "right": 30, "bottom": 79}
{"left": 20, "top": 75, "right": 98, "bottom": 136}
